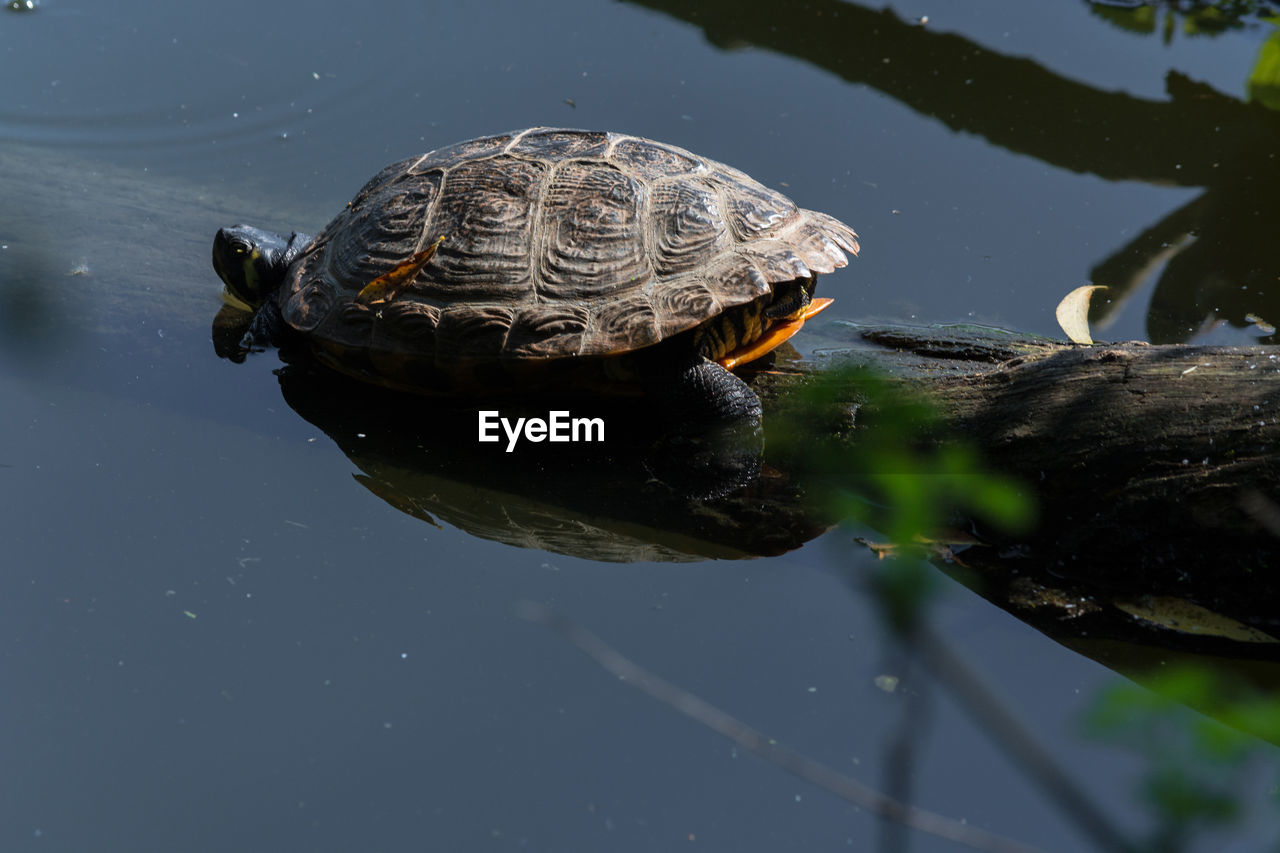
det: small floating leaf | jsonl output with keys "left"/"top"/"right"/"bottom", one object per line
{"left": 183, "top": 610, "right": 198, "bottom": 619}
{"left": 1245, "top": 312, "right": 1276, "bottom": 335}
{"left": 873, "top": 674, "right": 899, "bottom": 693}
{"left": 1055, "top": 285, "right": 1109, "bottom": 345}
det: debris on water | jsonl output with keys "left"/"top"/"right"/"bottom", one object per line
{"left": 183, "top": 610, "right": 197, "bottom": 619}
{"left": 69, "top": 262, "right": 90, "bottom": 276}
{"left": 7, "top": 0, "right": 37, "bottom": 11}
{"left": 1246, "top": 312, "right": 1276, "bottom": 334}
{"left": 873, "top": 674, "right": 899, "bottom": 693}
{"left": 563, "top": 98, "right": 576, "bottom": 108}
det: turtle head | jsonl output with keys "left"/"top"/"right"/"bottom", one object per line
{"left": 212, "top": 225, "right": 312, "bottom": 309}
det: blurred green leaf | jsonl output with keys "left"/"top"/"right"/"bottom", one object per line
{"left": 1083, "top": 664, "right": 1280, "bottom": 848}
{"left": 771, "top": 366, "right": 1035, "bottom": 632}
{"left": 1249, "top": 30, "right": 1280, "bottom": 110}
{"left": 1087, "top": 0, "right": 1277, "bottom": 39}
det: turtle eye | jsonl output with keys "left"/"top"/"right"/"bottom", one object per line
{"left": 231, "top": 239, "right": 251, "bottom": 255}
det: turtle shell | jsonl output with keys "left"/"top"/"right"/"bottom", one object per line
{"left": 279, "top": 128, "right": 858, "bottom": 382}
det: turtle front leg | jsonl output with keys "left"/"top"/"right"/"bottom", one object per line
{"left": 246, "top": 298, "right": 288, "bottom": 348}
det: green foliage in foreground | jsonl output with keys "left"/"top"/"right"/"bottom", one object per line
{"left": 1088, "top": 0, "right": 1280, "bottom": 111}
{"left": 770, "top": 365, "right": 1033, "bottom": 630}
{"left": 1250, "top": 29, "right": 1280, "bottom": 110}
{"left": 1084, "top": 666, "right": 1280, "bottom": 850}
{"left": 1088, "top": 0, "right": 1277, "bottom": 39}
{"left": 778, "top": 365, "right": 1280, "bottom": 848}
{"left": 773, "top": 365, "right": 1033, "bottom": 540}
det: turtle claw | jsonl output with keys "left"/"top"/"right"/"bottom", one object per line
{"left": 356, "top": 235, "right": 444, "bottom": 305}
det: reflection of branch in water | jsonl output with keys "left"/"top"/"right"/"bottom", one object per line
{"left": 913, "top": 627, "right": 1137, "bottom": 853}
{"left": 1089, "top": 186, "right": 1280, "bottom": 344}
{"left": 1086, "top": 0, "right": 1274, "bottom": 40}
{"left": 1085, "top": 193, "right": 1204, "bottom": 335}
{"left": 518, "top": 600, "right": 1058, "bottom": 853}
{"left": 627, "top": 0, "right": 1273, "bottom": 186}
{"left": 879, "top": 641, "right": 932, "bottom": 853}
{"left": 627, "top": 0, "right": 1280, "bottom": 341}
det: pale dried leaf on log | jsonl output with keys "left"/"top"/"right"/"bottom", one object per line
{"left": 1055, "top": 285, "right": 1109, "bottom": 345}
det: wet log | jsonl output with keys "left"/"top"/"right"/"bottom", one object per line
{"left": 752, "top": 322, "right": 1280, "bottom": 630}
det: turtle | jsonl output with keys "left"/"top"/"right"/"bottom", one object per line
{"left": 212, "top": 127, "right": 858, "bottom": 421}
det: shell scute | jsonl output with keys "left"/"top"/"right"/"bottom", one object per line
{"left": 652, "top": 279, "right": 720, "bottom": 338}
{"left": 650, "top": 179, "right": 730, "bottom": 276}
{"left": 535, "top": 162, "right": 652, "bottom": 299}
{"left": 582, "top": 294, "right": 661, "bottom": 356}
{"left": 700, "top": 256, "right": 773, "bottom": 303}
{"left": 435, "top": 304, "right": 515, "bottom": 361}
{"left": 379, "top": 301, "right": 441, "bottom": 342}
{"left": 711, "top": 167, "right": 800, "bottom": 240}
{"left": 803, "top": 209, "right": 860, "bottom": 256}
{"left": 786, "top": 221, "right": 848, "bottom": 275}
{"left": 284, "top": 271, "right": 337, "bottom": 333}
{"left": 740, "top": 241, "right": 812, "bottom": 284}
{"left": 417, "top": 158, "right": 543, "bottom": 301}
{"left": 509, "top": 128, "right": 611, "bottom": 161}
{"left": 411, "top": 133, "right": 513, "bottom": 174}
{"left": 504, "top": 305, "right": 591, "bottom": 359}
{"left": 325, "top": 171, "right": 443, "bottom": 296}
{"left": 610, "top": 136, "right": 706, "bottom": 180}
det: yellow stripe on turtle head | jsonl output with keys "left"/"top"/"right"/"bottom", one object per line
{"left": 238, "top": 247, "right": 263, "bottom": 297}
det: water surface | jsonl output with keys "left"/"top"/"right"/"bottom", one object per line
{"left": 3, "top": 2, "right": 1278, "bottom": 850}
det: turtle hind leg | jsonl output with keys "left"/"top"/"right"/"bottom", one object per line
{"left": 641, "top": 354, "right": 764, "bottom": 497}
{"left": 647, "top": 354, "right": 763, "bottom": 424}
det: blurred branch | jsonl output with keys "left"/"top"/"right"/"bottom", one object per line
{"left": 518, "top": 600, "right": 1051, "bottom": 853}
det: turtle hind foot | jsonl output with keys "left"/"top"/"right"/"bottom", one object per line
{"left": 641, "top": 356, "right": 763, "bottom": 498}
{"left": 653, "top": 356, "right": 763, "bottom": 425}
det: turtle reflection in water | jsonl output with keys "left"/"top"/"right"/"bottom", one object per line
{"left": 212, "top": 128, "right": 858, "bottom": 421}
{"left": 274, "top": 366, "right": 830, "bottom": 561}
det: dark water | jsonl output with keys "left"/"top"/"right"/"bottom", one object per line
{"left": 3, "top": 1, "right": 1278, "bottom": 850}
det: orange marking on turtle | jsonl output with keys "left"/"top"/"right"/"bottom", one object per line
{"left": 356, "top": 236, "right": 445, "bottom": 305}
{"left": 717, "top": 297, "right": 833, "bottom": 370}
